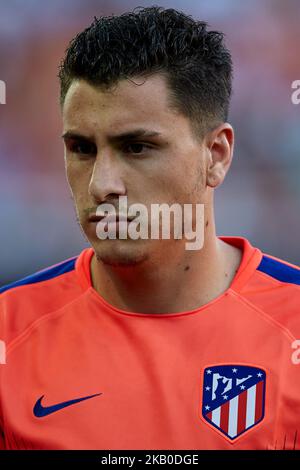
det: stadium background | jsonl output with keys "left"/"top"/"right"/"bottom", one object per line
{"left": 0, "top": 0, "right": 299, "bottom": 286}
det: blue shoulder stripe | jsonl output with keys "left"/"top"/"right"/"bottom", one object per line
{"left": 0, "top": 257, "right": 77, "bottom": 294}
{"left": 257, "top": 255, "right": 300, "bottom": 286}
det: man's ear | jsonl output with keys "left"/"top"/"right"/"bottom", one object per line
{"left": 205, "top": 123, "right": 234, "bottom": 188}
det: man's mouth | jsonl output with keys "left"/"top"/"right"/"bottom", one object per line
{"left": 88, "top": 214, "right": 136, "bottom": 223}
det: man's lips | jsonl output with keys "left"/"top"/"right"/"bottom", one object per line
{"left": 88, "top": 214, "right": 136, "bottom": 223}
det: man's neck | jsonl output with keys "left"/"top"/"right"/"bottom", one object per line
{"left": 90, "top": 229, "right": 243, "bottom": 315}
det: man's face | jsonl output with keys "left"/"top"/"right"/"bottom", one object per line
{"left": 62, "top": 74, "right": 209, "bottom": 267}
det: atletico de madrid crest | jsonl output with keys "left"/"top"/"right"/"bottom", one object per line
{"left": 202, "top": 365, "right": 266, "bottom": 440}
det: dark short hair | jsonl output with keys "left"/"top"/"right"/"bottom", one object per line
{"left": 58, "top": 5, "right": 233, "bottom": 138}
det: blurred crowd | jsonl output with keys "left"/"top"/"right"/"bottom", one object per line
{"left": 0, "top": 0, "right": 300, "bottom": 285}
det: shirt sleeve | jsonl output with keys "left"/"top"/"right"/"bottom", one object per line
{"left": 0, "top": 301, "right": 6, "bottom": 449}
{"left": 0, "top": 369, "right": 5, "bottom": 450}
{"left": 0, "top": 422, "right": 5, "bottom": 450}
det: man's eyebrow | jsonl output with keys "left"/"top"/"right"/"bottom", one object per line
{"left": 108, "top": 129, "right": 162, "bottom": 142}
{"left": 61, "top": 131, "right": 93, "bottom": 141}
{"left": 61, "top": 129, "right": 162, "bottom": 142}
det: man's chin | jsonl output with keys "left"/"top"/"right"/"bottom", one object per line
{"left": 92, "top": 240, "right": 150, "bottom": 268}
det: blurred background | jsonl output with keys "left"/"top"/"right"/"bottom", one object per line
{"left": 0, "top": 0, "right": 300, "bottom": 286}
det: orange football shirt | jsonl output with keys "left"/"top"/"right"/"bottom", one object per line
{"left": 1, "top": 236, "right": 300, "bottom": 450}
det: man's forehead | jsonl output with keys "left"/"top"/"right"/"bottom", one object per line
{"left": 62, "top": 76, "right": 180, "bottom": 136}
{"left": 63, "top": 74, "right": 172, "bottom": 112}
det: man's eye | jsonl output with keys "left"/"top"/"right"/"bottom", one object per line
{"left": 69, "top": 141, "right": 96, "bottom": 156}
{"left": 123, "top": 143, "right": 150, "bottom": 155}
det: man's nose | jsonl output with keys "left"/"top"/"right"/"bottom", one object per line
{"left": 88, "top": 150, "right": 126, "bottom": 201}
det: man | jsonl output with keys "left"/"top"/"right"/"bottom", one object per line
{"left": 1, "top": 6, "right": 300, "bottom": 450}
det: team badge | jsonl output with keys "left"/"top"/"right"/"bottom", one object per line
{"left": 202, "top": 365, "right": 266, "bottom": 440}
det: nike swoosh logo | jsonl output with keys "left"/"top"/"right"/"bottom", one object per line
{"left": 33, "top": 393, "right": 102, "bottom": 418}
